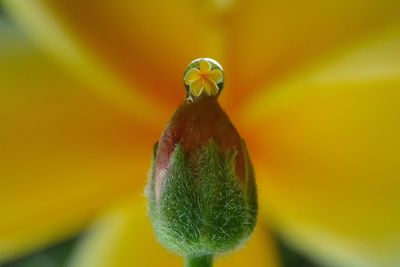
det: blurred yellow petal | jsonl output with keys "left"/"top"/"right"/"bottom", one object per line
{"left": 203, "top": 78, "right": 219, "bottom": 96}
{"left": 2, "top": 2, "right": 170, "bottom": 123}
{"left": 3, "top": 0, "right": 223, "bottom": 108}
{"left": 205, "top": 69, "right": 223, "bottom": 84}
{"left": 190, "top": 79, "right": 204, "bottom": 97}
{"left": 184, "top": 68, "right": 201, "bottom": 85}
{"left": 68, "top": 197, "right": 281, "bottom": 267}
{"left": 222, "top": 0, "right": 400, "bottom": 107}
{"left": 199, "top": 59, "right": 212, "bottom": 73}
{"left": 0, "top": 24, "right": 160, "bottom": 263}
{"left": 242, "top": 25, "right": 400, "bottom": 267}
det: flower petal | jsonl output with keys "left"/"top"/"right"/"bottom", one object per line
{"left": 222, "top": 0, "right": 400, "bottom": 107}
{"left": 203, "top": 78, "right": 219, "bottom": 96}
{"left": 205, "top": 69, "right": 223, "bottom": 84}
{"left": 184, "top": 68, "right": 201, "bottom": 85}
{"left": 241, "top": 25, "right": 400, "bottom": 266}
{"left": 2, "top": 2, "right": 172, "bottom": 120}
{"left": 0, "top": 23, "right": 159, "bottom": 262}
{"left": 199, "top": 59, "right": 212, "bottom": 73}
{"left": 3, "top": 0, "right": 223, "bottom": 107}
{"left": 190, "top": 79, "right": 204, "bottom": 97}
{"left": 67, "top": 197, "right": 281, "bottom": 267}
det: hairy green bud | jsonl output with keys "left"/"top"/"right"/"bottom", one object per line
{"left": 146, "top": 58, "right": 257, "bottom": 261}
{"left": 146, "top": 95, "right": 257, "bottom": 258}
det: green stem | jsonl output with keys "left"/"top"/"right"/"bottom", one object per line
{"left": 185, "top": 254, "right": 213, "bottom": 267}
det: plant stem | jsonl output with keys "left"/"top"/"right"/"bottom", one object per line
{"left": 185, "top": 254, "right": 213, "bottom": 267}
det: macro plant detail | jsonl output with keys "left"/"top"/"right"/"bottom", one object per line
{"left": 1, "top": 1, "right": 400, "bottom": 267}
{"left": 147, "top": 58, "right": 257, "bottom": 267}
{"left": 183, "top": 59, "right": 224, "bottom": 97}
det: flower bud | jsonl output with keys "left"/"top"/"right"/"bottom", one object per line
{"left": 146, "top": 59, "right": 257, "bottom": 258}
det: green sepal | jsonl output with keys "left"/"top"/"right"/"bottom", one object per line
{"left": 147, "top": 140, "right": 257, "bottom": 257}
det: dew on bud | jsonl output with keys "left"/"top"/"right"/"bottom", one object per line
{"left": 183, "top": 58, "right": 224, "bottom": 100}
{"left": 147, "top": 58, "right": 257, "bottom": 260}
